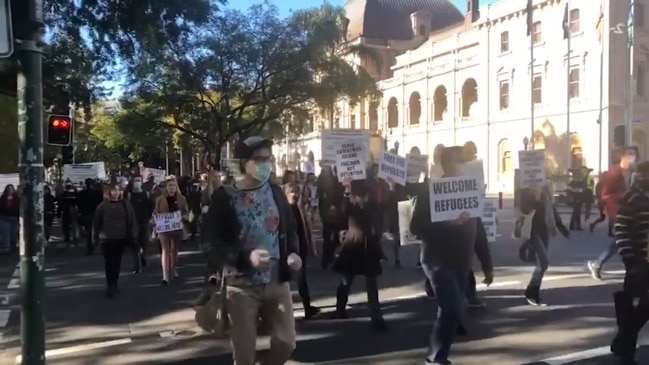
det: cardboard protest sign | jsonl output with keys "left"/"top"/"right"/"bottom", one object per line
{"left": 154, "top": 211, "right": 183, "bottom": 233}
{"left": 482, "top": 198, "right": 498, "bottom": 242}
{"left": 518, "top": 149, "right": 546, "bottom": 188}
{"left": 406, "top": 154, "right": 428, "bottom": 183}
{"left": 378, "top": 151, "right": 407, "bottom": 185}
{"left": 321, "top": 129, "right": 371, "bottom": 166}
{"left": 428, "top": 175, "right": 483, "bottom": 222}
{"left": 63, "top": 162, "right": 107, "bottom": 183}
{"left": 335, "top": 141, "right": 366, "bottom": 181}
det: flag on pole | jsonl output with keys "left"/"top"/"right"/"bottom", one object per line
{"left": 562, "top": 1, "right": 570, "bottom": 39}
{"left": 526, "top": 0, "right": 533, "bottom": 36}
{"left": 595, "top": 1, "right": 604, "bottom": 43}
{"left": 628, "top": 3, "right": 635, "bottom": 46}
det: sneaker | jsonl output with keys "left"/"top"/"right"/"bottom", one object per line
{"left": 161, "top": 280, "right": 169, "bottom": 286}
{"left": 524, "top": 286, "right": 546, "bottom": 306}
{"left": 425, "top": 358, "right": 451, "bottom": 365}
{"left": 304, "top": 306, "right": 321, "bottom": 319}
{"left": 587, "top": 260, "right": 602, "bottom": 281}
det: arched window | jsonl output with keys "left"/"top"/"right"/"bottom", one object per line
{"left": 461, "top": 78, "right": 477, "bottom": 117}
{"left": 497, "top": 139, "right": 512, "bottom": 175}
{"left": 433, "top": 86, "right": 447, "bottom": 122}
{"left": 409, "top": 92, "right": 421, "bottom": 125}
{"left": 387, "top": 97, "right": 399, "bottom": 128}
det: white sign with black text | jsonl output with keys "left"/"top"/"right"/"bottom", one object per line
{"left": 335, "top": 141, "right": 367, "bottom": 181}
{"left": 482, "top": 198, "right": 498, "bottom": 242}
{"left": 406, "top": 154, "right": 428, "bottom": 183}
{"left": 428, "top": 175, "right": 483, "bottom": 222}
{"left": 518, "top": 149, "right": 546, "bottom": 188}
{"left": 321, "top": 129, "right": 371, "bottom": 166}
{"left": 154, "top": 211, "right": 183, "bottom": 233}
{"left": 378, "top": 151, "right": 407, "bottom": 186}
{"left": 63, "top": 162, "right": 107, "bottom": 183}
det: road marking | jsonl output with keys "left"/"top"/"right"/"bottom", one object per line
{"left": 0, "top": 294, "right": 10, "bottom": 305}
{"left": 7, "top": 279, "right": 19, "bottom": 289}
{"left": 14, "top": 338, "right": 133, "bottom": 363}
{"left": 0, "top": 309, "right": 9, "bottom": 327}
{"left": 539, "top": 337, "right": 649, "bottom": 364}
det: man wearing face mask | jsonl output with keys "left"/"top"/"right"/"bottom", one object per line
{"left": 129, "top": 175, "right": 153, "bottom": 272}
{"left": 588, "top": 147, "right": 637, "bottom": 280}
{"left": 609, "top": 161, "right": 649, "bottom": 363}
{"left": 203, "top": 136, "right": 301, "bottom": 365}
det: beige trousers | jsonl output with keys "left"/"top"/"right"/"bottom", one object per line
{"left": 227, "top": 282, "right": 296, "bottom": 365}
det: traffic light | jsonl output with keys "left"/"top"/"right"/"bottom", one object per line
{"left": 47, "top": 114, "right": 72, "bottom": 146}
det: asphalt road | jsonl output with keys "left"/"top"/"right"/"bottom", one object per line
{"left": 0, "top": 204, "right": 646, "bottom": 365}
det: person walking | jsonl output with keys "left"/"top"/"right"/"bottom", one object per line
{"left": 154, "top": 177, "right": 188, "bottom": 285}
{"left": 93, "top": 184, "right": 138, "bottom": 298}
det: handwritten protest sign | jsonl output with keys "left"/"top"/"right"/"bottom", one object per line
{"left": 482, "top": 198, "right": 498, "bottom": 242}
{"left": 335, "top": 141, "right": 366, "bottom": 181}
{"left": 154, "top": 211, "right": 183, "bottom": 233}
{"left": 428, "top": 176, "right": 483, "bottom": 222}
{"left": 378, "top": 151, "right": 406, "bottom": 185}
{"left": 63, "top": 162, "right": 107, "bottom": 183}
{"left": 406, "top": 154, "right": 428, "bottom": 183}
{"left": 147, "top": 168, "right": 167, "bottom": 183}
{"left": 321, "top": 129, "right": 371, "bottom": 166}
{"left": 518, "top": 149, "right": 546, "bottom": 188}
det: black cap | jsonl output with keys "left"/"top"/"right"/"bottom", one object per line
{"left": 234, "top": 136, "right": 273, "bottom": 160}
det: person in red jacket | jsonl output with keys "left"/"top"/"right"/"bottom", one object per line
{"left": 587, "top": 147, "right": 636, "bottom": 280}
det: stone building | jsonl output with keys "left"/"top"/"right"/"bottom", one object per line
{"left": 274, "top": 0, "right": 649, "bottom": 193}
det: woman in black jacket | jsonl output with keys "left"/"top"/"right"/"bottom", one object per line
{"left": 333, "top": 178, "right": 387, "bottom": 331}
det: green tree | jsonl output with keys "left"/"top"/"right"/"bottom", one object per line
{"left": 120, "top": 3, "right": 325, "bottom": 168}
{"left": 289, "top": 3, "right": 382, "bottom": 128}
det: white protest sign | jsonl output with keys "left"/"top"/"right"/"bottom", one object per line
{"left": 518, "top": 150, "right": 546, "bottom": 188}
{"left": 428, "top": 175, "right": 483, "bottom": 222}
{"left": 302, "top": 161, "right": 315, "bottom": 174}
{"left": 154, "top": 211, "right": 183, "bottom": 233}
{"left": 0, "top": 173, "right": 18, "bottom": 192}
{"left": 63, "top": 162, "right": 107, "bottom": 183}
{"left": 463, "top": 160, "right": 486, "bottom": 195}
{"left": 482, "top": 198, "right": 498, "bottom": 242}
{"left": 377, "top": 151, "right": 407, "bottom": 186}
{"left": 335, "top": 141, "right": 367, "bottom": 181}
{"left": 406, "top": 154, "right": 428, "bottom": 183}
{"left": 398, "top": 199, "right": 421, "bottom": 245}
{"left": 321, "top": 129, "right": 371, "bottom": 166}
{"left": 309, "top": 186, "right": 319, "bottom": 207}
{"left": 147, "top": 168, "right": 167, "bottom": 183}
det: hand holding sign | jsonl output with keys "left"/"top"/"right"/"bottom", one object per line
{"left": 450, "top": 211, "right": 470, "bottom": 226}
{"left": 250, "top": 249, "right": 271, "bottom": 268}
{"left": 342, "top": 177, "right": 352, "bottom": 192}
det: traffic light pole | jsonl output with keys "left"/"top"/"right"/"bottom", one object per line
{"left": 16, "top": 0, "right": 46, "bottom": 364}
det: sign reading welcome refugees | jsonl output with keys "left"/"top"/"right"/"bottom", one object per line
{"left": 335, "top": 141, "right": 366, "bottom": 181}
{"left": 518, "top": 149, "right": 546, "bottom": 188}
{"left": 428, "top": 175, "right": 483, "bottom": 222}
{"left": 378, "top": 151, "right": 407, "bottom": 185}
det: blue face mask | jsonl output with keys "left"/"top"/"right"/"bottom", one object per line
{"left": 252, "top": 161, "right": 272, "bottom": 182}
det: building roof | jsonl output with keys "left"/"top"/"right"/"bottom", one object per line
{"left": 343, "top": 0, "right": 464, "bottom": 41}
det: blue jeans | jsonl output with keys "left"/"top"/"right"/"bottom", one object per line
{"left": 595, "top": 240, "right": 617, "bottom": 267}
{"left": 421, "top": 264, "right": 467, "bottom": 363}
{"left": 0, "top": 217, "right": 17, "bottom": 253}
{"left": 528, "top": 232, "right": 549, "bottom": 288}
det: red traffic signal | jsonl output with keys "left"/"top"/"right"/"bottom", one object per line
{"left": 47, "top": 114, "right": 73, "bottom": 146}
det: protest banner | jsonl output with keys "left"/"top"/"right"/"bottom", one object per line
{"left": 406, "top": 154, "right": 428, "bottom": 183}
{"left": 147, "top": 168, "right": 167, "bottom": 183}
{"left": 463, "top": 159, "right": 486, "bottom": 195}
{"left": 518, "top": 149, "right": 546, "bottom": 188}
{"left": 154, "top": 211, "right": 183, "bottom": 233}
{"left": 378, "top": 151, "right": 407, "bottom": 186}
{"left": 428, "top": 175, "right": 483, "bottom": 222}
{"left": 321, "top": 129, "right": 371, "bottom": 166}
{"left": 63, "top": 162, "right": 107, "bottom": 183}
{"left": 335, "top": 141, "right": 366, "bottom": 181}
{"left": 482, "top": 198, "right": 498, "bottom": 242}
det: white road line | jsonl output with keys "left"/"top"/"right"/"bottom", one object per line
{"left": 539, "top": 337, "right": 649, "bottom": 364}
{"left": 0, "top": 294, "right": 10, "bottom": 305}
{"left": 7, "top": 278, "right": 19, "bottom": 289}
{"left": 14, "top": 338, "right": 133, "bottom": 364}
{"left": 0, "top": 309, "right": 9, "bottom": 327}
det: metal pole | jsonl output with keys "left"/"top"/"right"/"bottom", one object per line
{"left": 628, "top": 3, "right": 635, "bottom": 146}
{"left": 566, "top": 0, "right": 571, "bottom": 170}
{"left": 17, "top": 0, "right": 46, "bottom": 363}
{"left": 69, "top": 103, "right": 75, "bottom": 164}
{"left": 598, "top": 11, "right": 605, "bottom": 174}
{"left": 529, "top": 3, "right": 535, "bottom": 147}
{"left": 165, "top": 142, "right": 169, "bottom": 172}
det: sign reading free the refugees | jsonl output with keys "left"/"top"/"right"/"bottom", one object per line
{"left": 335, "top": 141, "right": 366, "bottom": 181}
{"left": 377, "top": 151, "right": 407, "bottom": 185}
{"left": 428, "top": 175, "right": 483, "bottom": 222}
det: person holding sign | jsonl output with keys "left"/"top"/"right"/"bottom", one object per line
{"left": 332, "top": 178, "right": 387, "bottom": 331}
{"left": 154, "top": 177, "right": 189, "bottom": 285}
{"left": 92, "top": 184, "right": 138, "bottom": 298}
{"left": 202, "top": 136, "right": 302, "bottom": 365}
{"left": 410, "top": 146, "right": 490, "bottom": 365}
